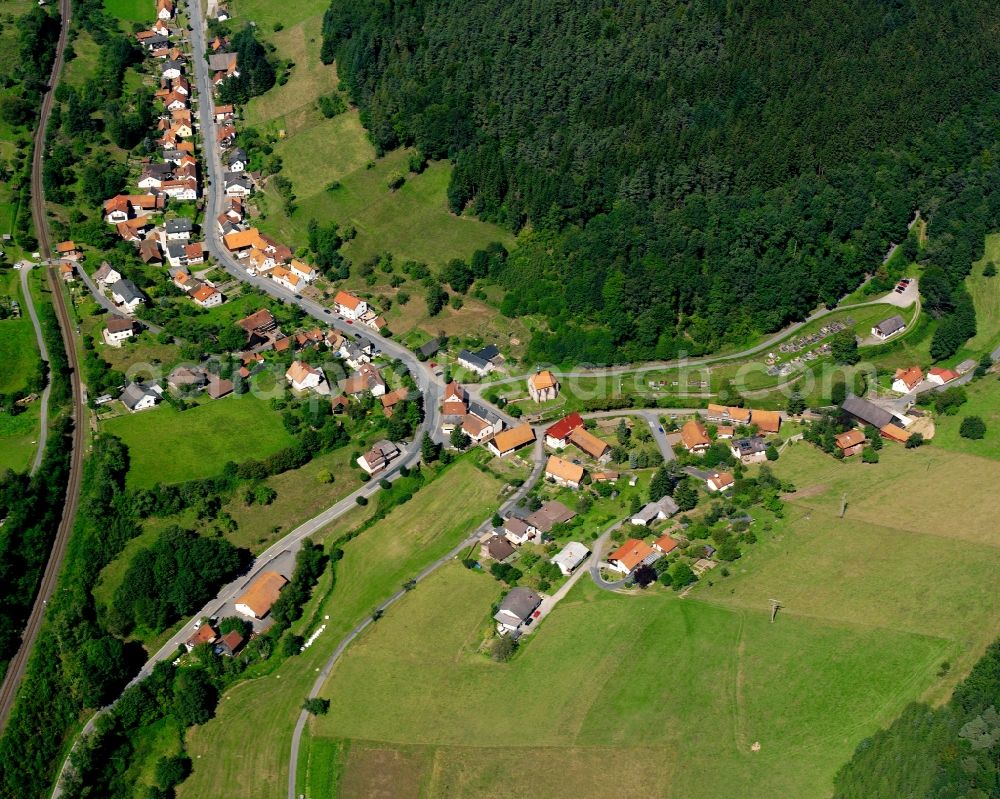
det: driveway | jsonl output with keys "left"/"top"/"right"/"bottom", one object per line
{"left": 587, "top": 522, "right": 631, "bottom": 591}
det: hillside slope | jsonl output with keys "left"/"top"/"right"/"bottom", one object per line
{"left": 322, "top": 0, "right": 1000, "bottom": 362}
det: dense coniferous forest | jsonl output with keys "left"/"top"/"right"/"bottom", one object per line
{"left": 833, "top": 639, "right": 1000, "bottom": 798}
{"left": 322, "top": 0, "right": 1000, "bottom": 363}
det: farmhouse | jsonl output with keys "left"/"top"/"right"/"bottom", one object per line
{"left": 551, "top": 542, "right": 590, "bottom": 576}
{"left": 834, "top": 429, "right": 866, "bottom": 457}
{"left": 842, "top": 395, "right": 895, "bottom": 429}
{"left": 235, "top": 571, "right": 288, "bottom": 620}
{"left": 567, "top": 426, "right": 609, "bottom": 460}
{"left": 630, "top": 495, "right": 680, "bottom": 526}
{"left": 680, "top": 418, "right": 710, "bottom": 453}
{"left": 286, "top": 361, "right": 328, "bottom": 394}
{"left": 357, "top": 440, "right": 400, "bottom": 474}
{"left": 753, "top": 409, "right": 781, "bottom": 434}
{"left": 730, "top": 436, "right": 768, "bottom": 464}
{"left": 237, "top": 309, "right": 280, "bottom": 350}
{"left": 480, "top": 534, "right": 515, "bottom": 563}
{"left": 545, "top": 455, "right": 584, "bottom": 489}
{"left": 607, "top": 538, "right": 661, "bottom": 575}
{"left": 528, "top": 369, "right": 559, "bottom": 402}
{"left": 872, "top": 314, "right": 907, "bottom": 340}
{"left": 544, "top": 412, "right": 584, "bottom": 449}
{"left": 457, "top": 345, "right": 502, "bottom": 376}
{"left": 706, "top": 472, "right": 734, "bottom": 492}
{"left": 892, "top": 366, "right": 924, "bottom": 393}
{"left": 494, "top": 587, "right": 542, "bottom": 635}
{"left": 334, "top": 290, "right": 368, "bottom": 319}
{"left": 487, "top": 423, "right": 535, "bottom": 457}
{"left": 102, "top": 316, "right": 136, "bottom": 347}
{"left": 463, "top": 402, "right": 503, "bottom": 442}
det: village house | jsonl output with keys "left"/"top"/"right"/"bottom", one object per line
{"left": 487, "top": 423, "right": 536, "bottom": 457}
{"left": 138, "top": 163, "right": 172, "bottom": 189}
{"left": 340, "top": 362, "right": 386, "bottom": 398}
{"left": 289, "top": 260, "right": 316, "bottom": 283}
{"left": 334, "top": 290, "right": 368, "bottom": 320}
{"left": 102, "top": 316, "right": 136, "bottom": 348}
{"left": 185, "top": 624, "right": 217, "bottom": 652}
{"left": 680, "top": 418, "right": 711, "bottom": 453}
{"left": 223, "top": 227, "right": 269, "bottom": 258}
{"left": 237, "top": 309, "right": 280, "bottom": 349}
{"left": 872, "top": 314, "right": 907, "bottom": 340}
{"left": 462, "top": 402, "right": 503, "bottom": 442}
{"left": 528, "top": 369, "right": 559, "bottom": 402}
{"left": 235, "top": 571, "right": 288, "bottom": 620}
{"left": 524, "top": 500, "right": 576, "bottom": 534}
{"left": 551, "top": 541, "right": 590, "bottom": 576}
{"left": 103, "top": 194, "right": 164, "bottom": 224}
{"left": 165, "top": 217, "right": 193, "bottom": 240}
{"left": 167, "top": 365, "right": 209, "bottom": 393}
{"left": 457, "top": 345, "right": 501, "bottom": 376}
{"left": 226, "top": 148, "right": 248, "bottom": 172}
{"left": 494, "top": 587, "right": 542, "bottom": 636}
{"left": 139, "top": 239, "right": 162, "bottom": 264}
{"left": 58, "top": 263, "right": 75, "bottom": 283}
{"left": 224, "top": 172, "right": 253, "bottom": 198}
{"left": 190, "top": 284, "right": 223, "bottom": 308}
{"left": 214, "top": 104, "right": 234, "bottom": 122}
{"left": 55, "top": 240, "right": 80, "bottom": 260}
{"left": 270, "top": 265, "right": 301, "bottom": 292}
{"left": 544, "top": 412, "right": 584, "bottom": 449}
{"left": 156, "top": 0, "right": 174, "bottom": 20}
{"left": 835, "top": 429, "right": 866, "bottom": 457}
{"left": 215, "top": 631, "right": 244, "bottom": 656}
{"left": 706, "top": 472, "right": 735, "bottom": 492}
{"left": 927, "top": 367, "right": 960, "bottom": 386}
{"left": 93, "top": 262, "right": 122, "bottom": 287}
{"left": 286, "top": 361, "right": 329, "bottom": 394}
{"left": 439, "top": 381, "right": 468, "bottom": 432}
{"left": 892, "top": 366, "right": 924, "bottom": 394}
{"left": 480, "top": 534, "right": 515, "bottom": 563}
{"left": 716, "top": 425, "right": 735, "bottom": 440}
{"left": 545, "top": 455, "right": 585, "bottom": 489}
{"left": 503, "top": 516, "right": 537, "bottom": 546}
{"left": 120, "top": 382, "right": 160, "bottom": 412}
{"left": 607, "top": 538, "right": 661, "bottom": 576}
{"left": 110, "top": 279, "right": 146, "bottom": 314}
{"left": 652, "top": 534, "right": 679, "bottom": 556}
{"left": 207, "top": 374, "right": 234, "bottom": 400}
{"left": 357, "top": 439, "right": 400, "bottom": 475}
{"left": 630, "top": 495, "right": 680, "bottom": 526}
{"left": 705, "top": 404, "right": 751, "bottom": 425}
{"left": 730, "top": 436, "right": 768, "bottom": 464}
{"left": 160, "top": 59, "right": 183, "bottom": 80}
{"left": 380, "top": 387, "right": 409, "bottom": 417}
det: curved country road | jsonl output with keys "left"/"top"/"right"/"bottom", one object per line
{"left": 0, "top": 0, "right": 88, "bottom": 734}
{"left": 17, "top": 263, "right": 51, "bottom": 475}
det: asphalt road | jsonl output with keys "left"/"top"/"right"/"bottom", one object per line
{"left": 0, "top": 0, "right": 88, "bottom": 736}
{"left": 286, "top": 432, "right": 548, "bottom": 799}
{"left": 581, "top": 408, "right": 678, "bottom": 463}
{"left": 73, "top": 262, "right": 163, "bottom": 333}
{"left": 17, "top": 263, "right": 51, "bottom": 475}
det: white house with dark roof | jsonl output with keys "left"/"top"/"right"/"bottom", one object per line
{"left": 494, "top": 587, "right": 542, "bottom": 635}
{"left": 871, "top": 314, "right": 906, "bottom": 340}
{"left": 120, "top": 382, "right": 160, "bottom": 412}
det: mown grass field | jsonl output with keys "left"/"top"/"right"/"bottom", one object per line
{"left": 102, "top": 0, "right": 149, "bottom": 22}
{"left": 280, "top": 429, "right": 1000, "bottom": 799}
{"left": 102, "top": 393, "right": 297, "bottom": 488}
{"left": 0, "top": 401, "right": 40, "bottom": 473}
{"left": 178, "top": 459, "right": 507, "bottom": 799}
{"left": 966, "top": 233, "right": 1000, "bottom": 354}
{"left": 0, "top": 315, "right": 38, "bottom": 393}
{"left": 232, "top": 0, "right": 329, "bottom": 31}
{"left": 929, "top": 376, "right": 1000, "bottom": 460}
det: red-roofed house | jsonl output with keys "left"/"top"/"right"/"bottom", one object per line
{"left": 544, "top": 412, "right": 584, "bottom": 449}
{"left": 608, "top": 539, "right": 661, "bottom": 575}
{"left": 334, "top": 291, "right": 367, "bottom": 320}
{"left": 892, "top": 366, "right": 924, "bottom": 394}
{"left": 927, "top": 367, "right": 960, "bottom": 386}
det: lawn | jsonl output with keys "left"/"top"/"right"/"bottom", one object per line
{"left": 178, "top": 458, "right": 506, "bottom": 799}
{"left": 0, "top": 315, "right": 39, "bottom": 394}
{"left": 929, "top": 376, "right": 1000, "bottom": 461}
{"left": 231, "top": 0, "right": 329, "bottom": 31}
{"left": 102, "top": 0, "right": 150, "bottom": 22}
{"left": 0, "top": 402, "right": 41, "bottom": 473}
{"left": 302, "top": 565, "right": 948, "bottom": 799}
{"left": 102, "top": 394, "right": 297, "bottom": 488}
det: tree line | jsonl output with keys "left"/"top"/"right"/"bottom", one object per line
{"left": 321, "top": 0, "right": 1000, "bottom": 364}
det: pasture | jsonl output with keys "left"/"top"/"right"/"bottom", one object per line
{"left": 101, "top": 393, "right": 297, "bottom": 488}
{"left": 102, "top": 0, "right": 149, "bottom": 22}
{"left": 0, "top": 402, "right": 41, "bottom": 473}
{"left": 965, "top": 233, "right": 1000, "bottom": 354}
{"left": 928, "top": 376, "right": 1000, "bottom": 460}
{"left": 303, "top": 565, "right": 948, "bottom": 799}
{"left": 179, "top": 459, "right": 506, "bottom": 799}
{"left": 0, "top": 315, "right": 38, "bottom": 393}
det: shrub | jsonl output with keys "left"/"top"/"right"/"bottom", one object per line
{"left": 959, "top": 416, "right": 987, "bottom": 439}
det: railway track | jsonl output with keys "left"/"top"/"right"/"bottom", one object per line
{"left": 0, "top": 0, "right": 85, "bottom": 731}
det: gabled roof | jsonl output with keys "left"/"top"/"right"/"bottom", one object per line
{"left": 334, "top": 290, "right": 363, "bottom": 310}
{"left": 834, "top": 429, "right": 866, "bottom": 449}
{"left": 880, "top": 423, "right": 912, "bottom": 443}
{"left": 236, "top": 571, "right": 287, "bottom": 617}
{"left": 842, "top": 395, "right": 894, "bottom": 429}
{"left": 490, "top": 423, "right": 535, "bottom": 454}
{"left": 608, "top": 539, "right": 657, "bottom": 572}
{"left": 707, "top": 403, "right": 751, "bottom": 423}
{"left": 753, "top": 409, "right": 781, "bottom": 434}
{"left": 680, "top": 418, "right": 710, "bottom": 449}
{"left": 893, "top": 366, "right": 924, "bottom": 391}
{"left": 105, "top": 316, "right": 134, "bottom": 335}
{"left": 928, "top": 367, "right": 960, "bottom": 383}
{"left": 495, "top": 587, "right": 541, "bottom": 623}
{"left": 529, "top": 369, "right": 557, "bottom": 390}
{"left": 545, "top": 412, "right": 584, "bottom": 441}
{"left": 190, "top": 285, "right": 218, "bottom": 303}
{"left": 567, "top": 426, "right": 609, "bottom": 458}
{"left": 653, "top": 534, "right": 679, "bottom": 554}
{"left": 707, "top": 471, "right": 735, "bottom": 489}
{"left": 545, "top": 455, "right": 584, "bottom": 484}
{"left": 874, "top": 315, "right": 906, "bottom": 336}
{"left": 166, "top": 217, "right": 192, "bottom": 234}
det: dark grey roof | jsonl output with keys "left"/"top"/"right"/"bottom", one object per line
{"left": 495, "top": 587, "right": 541, "bottom": 623}
{"left": 417, "top": 338, "right": 439, "bottom": 357}
{"left": 874, "top": 315, "right": 906, "bottom": 336}
{"left": 161, "top": 59, "right": 184, "bottom": 72}
{"left": 163, "top": 148, "right": 185, "bottom": 161}
{"left": 468, "top": 401, "right": 499, "bottom": 425}
{"left": 166, "top": 217, "right": 192, "bottom": 234}
{"left": 476, "top": 344, "right": 501, "bottom": 361}
{"left": 732, "top": 437, "right": 767, "bottom": 456}
{"left": 841, "top": 395, "right": 894, "bottom": 428}
{"left": 146, "top": 34, "right": 169, "bottom": 47}
{"left": 227, "top": 148, "right": 247, "bottom": 165}
{"left": 111, "top": 279, "right": 145, "bottom": 304}
{"left": 143, "top": 162, "right": 172, "bottom": 177}
{"left": 166, "top": 241, "right": 187, "bottom": 258}
{"left": 458, "top": 349, "right": 489, "bottom": 371}
{"left": 120, "top": 382, "right": 156, "bottom": 410}
{"left": 224, "top": 172, "right": 252, "bottom": 189}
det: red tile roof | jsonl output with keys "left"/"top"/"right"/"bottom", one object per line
{"left": 545, "top": 412, "right": 584, "bottom": 441}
